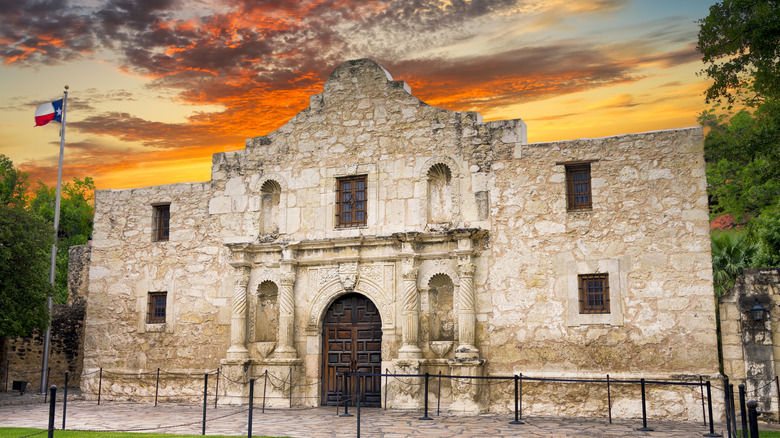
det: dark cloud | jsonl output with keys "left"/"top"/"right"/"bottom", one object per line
{"left": 0, "top": 0, "right": 98, "bottom": 64}
{"left": 69, "top": 111, "right": 244, "bottom": 149}
{"left": 384, "top": 42, "right": 637, "bottom": 112}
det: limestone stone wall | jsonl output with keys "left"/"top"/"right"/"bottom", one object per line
{"left": 81, "top": 182, "right": 234, "bottom": 398}
{"left": 80, "top": 59, "right": 719, "bottom": 419}
{"left": 483, "top": 128, "right": 719, "bottom": 418}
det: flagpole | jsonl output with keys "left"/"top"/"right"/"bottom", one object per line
{"left": 40, "top": 85, "right": 68, "bottom": 394}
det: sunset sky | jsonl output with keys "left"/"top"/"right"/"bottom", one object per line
{"left": 1, "top": 0, "right": 720, "bottom": 191}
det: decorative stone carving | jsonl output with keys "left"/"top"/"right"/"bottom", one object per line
{"left": 430, "top": 341, "right": 453, "bottom": 358}
{"left": 276, "top": 262, "right": 297, "bottom": 359}
{"left": 256, "top": 342, "right": 276, "bottom": 358}
{"left": 339, "top": 261, "right": 358, "bottom": 291}
{"left": 399, "top": 256, "right": 422, "bottom": 359}
{"left": 227, "top": 265, "right": 251, "bottom": 360}
{"left": 456, "top": 252, "right": 478, "bottom": 359}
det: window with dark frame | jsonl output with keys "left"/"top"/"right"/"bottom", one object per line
{"left": 147, "top": 291, "right": 167, "bottom": 324}
{"left": 578, "top": 274, "right": 609, "bottom": 314}
{"left": 153, "top": 204, "right": 170, "bottom": 242}
{"left": 336, "top": 175, "right": 367, "bottom": 227}
{"left": 565, "top": 163, "right": 592, "bottom": 210}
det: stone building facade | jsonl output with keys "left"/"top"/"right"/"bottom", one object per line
{"left": 81, "top": 59, "right": 719, "bottom": 418}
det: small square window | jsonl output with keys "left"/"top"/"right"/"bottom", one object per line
{"left": 336, "top": 175, "right": 367, "bottom": 227}
{"left": 578, "top": 274, "right": 609, "bottom": 314}
{"left": 566, "top": 163, "right": 592, "bottom": 210}
{"left": 147, "top": 292, "right": 167, "bottom": 324}
{"left": 153, "top": 204, "right": 170, "bottom": 242}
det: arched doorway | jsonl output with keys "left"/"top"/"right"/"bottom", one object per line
{"left": 321, "top": 293, "right": 382, "bottom": 406}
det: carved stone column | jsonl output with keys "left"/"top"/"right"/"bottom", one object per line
{"left": 399, "top": 256, "right": 422, "bottom": 359}
{"left": 275, "top": 261, "right": 297, "bottom": 359}
{"left": 456, "top": 252, "right": 479, "bottom": 359}
{"left": 227, "top": 265, "right": 251, "bottom": 360}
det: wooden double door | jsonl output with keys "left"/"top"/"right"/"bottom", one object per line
{"left": 321, "top": 293, "right": 382, "bottom": 406}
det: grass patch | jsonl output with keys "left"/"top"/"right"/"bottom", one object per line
{"left": 0, "top": 428, "right": 286, "bottom": 438}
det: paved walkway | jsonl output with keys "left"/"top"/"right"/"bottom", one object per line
{"left": 0, "top": 390, "right": 777, "bottom": 437}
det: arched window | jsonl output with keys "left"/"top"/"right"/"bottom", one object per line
{"left": 261, "top": 180, "right": 281, "bottom": 234}
{"left": 427, "top": 163, "right": 452, "bottom": 223}
{"left": 255, "top": 281, "right": 279, "bottom": 342}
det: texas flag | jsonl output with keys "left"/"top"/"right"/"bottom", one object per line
{"left": 34, "top": 99, "right": 64, "bottom": 126}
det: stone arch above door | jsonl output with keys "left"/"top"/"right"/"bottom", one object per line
{"left": 307, "top": 271, "right": 394, "bottom": 332}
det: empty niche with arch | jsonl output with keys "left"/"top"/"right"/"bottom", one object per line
{"left": 427, "top": 163, "right": 453, "bottom": 224}
{"left": 255, "top": 280, "right": 279, "bottom": 342}
{"left": 427, "top": 273, "right": 455, "bottom": 341}
{"left": 260, "top": 180, "right": 281, "bottom": 235}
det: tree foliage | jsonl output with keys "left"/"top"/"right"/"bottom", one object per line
{"left": 711, "top": 230, "right": 757, "bottom": 297}
{"left": 698, "top": 0, "right": 780, "bottom": 271}
{"left": 30, "top": 177, "right": 95, "bottom": 303}
{"left": 0, "top": 154, "right": 29, "bottom": 208}
{"left": 0, "top": 154, "right": 96, "bottom": 336}
{"left": 0, "top": 156, "right": 52, "bottom": 337}
{"left": 698, "top": 0, "right": 780, "bottom": 107}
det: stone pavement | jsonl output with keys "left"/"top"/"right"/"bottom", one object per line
{"left": 1, "top": 390, "right": 778, "bottom": 437}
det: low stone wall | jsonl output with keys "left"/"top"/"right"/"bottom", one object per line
{"left": 719, "top": 268, "right": 780, "bottom": 419}
{"left": 1, "top": 245, "right": 90, "bottom": 392}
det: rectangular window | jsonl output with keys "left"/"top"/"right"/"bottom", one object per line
{"left": 566, "top": 163, "right": 592, "bottom": 210}
{"left": 336, "top": 175, "right": 367, "bottom": 227}
{"left": 153, "top": 204, "right": 170, "bottom": 242}
{"left": 147, "top": 292, "right": 167, "bottom": 324}
{"left": 578, "top": 274, "right": 609, "bottom": 314}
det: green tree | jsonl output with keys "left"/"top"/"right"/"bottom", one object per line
{"left": 698, "top": 0, "right": 780, "bottom": 107}
{"left": 0, "top": 154, "right": 29, "bottom": 208}
{"left": 30, "top": 177, "right": 95, "bottom": 303}
{"left": 711, "top": 230, "right": 758, "bottom": 297}
{"left": 754, "top": 202, "right": 780, "bottom": 267}
{"left": 697, "top": 0, "right": 780, "bottom": 242}
{"left": 0, "top": 156, "right": 52, "bottom": 337}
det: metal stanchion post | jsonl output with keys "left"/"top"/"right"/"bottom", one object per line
{"left": 510, "top": 374, "right": 523, "bottom": 424}
{"left": 340, "top": 372, "right": 352, "bottom": 417}
{"left": 701, "top": 376, "right": 707, "bottom": 426}
{"left": 215, "top": 368, "right": 220, "bottom": 409}
{"left": 519, "top": 373, "right": 523, "bottom": 421}
{"left": 420, "top": 372, "right": 432, "bottom": 420}
{"left": 436, "top": 371, "right": 442, "bottom": 415}
{"left": 730, "top": 383, "right": 738, "bottom": 437}
{"left": 636, "top": 378, "right": 653, "bottom": 431}
{"left": 703, "top": 380, "right": 722, "bottom": 437}
{"left": 724, "top": 376, "right": 732, "bottom": 438}
{"left": 62, "top": 371, "right": 69, "bottom": 430}
{"left": 356, "top": 372, "right": 361, "bottom": 438}
{"left": 155, "top": 368, "right": 160, "bottom": 407}
{"left": 355, "top": 371, "right": 360, "bottom": 438}
{"left": 747, "top": 400, "right": 759, "bottom": 438}
{"left": 739, "top": 384, "right": 748, "bottom": 438}
{"left": 607, "top": 374, "right": 612, "bottom": 424}
{"left": 202, "top": 373, "right": 208, "bottom": 436}
{"left": 248, "top": 378, "right": 255, "bottom": 438}
{"left": 97, "top": 367, "right": 102, "bottom": 405}
{"left": 48, "top": 385, "right": 56, "bottom": 438}
{"left": 384, "top": 368, "right": 389, "bottom": 410}
{"left": 4, "top": 360, "right": 8, "bottom": 392}
{"left": 262, "top": 369, "right": 268, "bottom": 414}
